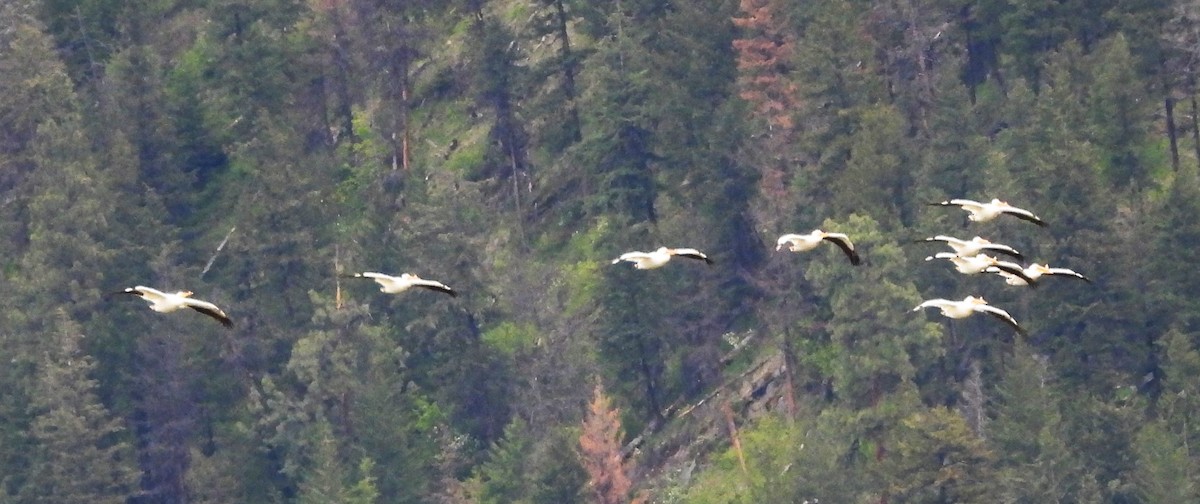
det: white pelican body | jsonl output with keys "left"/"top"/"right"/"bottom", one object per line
{"left": 112, "top": 286, "right": 233, "bottom": 328}
{"left": 929, "top": 198, "right": 1046, "bottom": 226}
{"left": 611, "top": 247, "right": 713, "bottom": 269}
{"left": 924, "top": 252, "right": 1035, "bottom": 286}
{"left": 917, "top": 235, "right": 1024, "bottom": 261}
{"left": 991, "top": 263, "right": 1091, "bottom": 286}
{"left": 346, "top": 272, "right": 457, "bottom": 297}
{"left": 913, "top": 295, "right": 1026, "bottom": 335}
{"left": 776, "top": 230, "right": 861, "bottom": 265}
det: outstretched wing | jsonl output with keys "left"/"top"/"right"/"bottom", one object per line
{"left": 1046, "top": 267, "right": 1091, "bottom": 283}
{"left": 183, "top": 299, "right": 233, "bottom": 328}
{"left": 612, "top": 251, "right": 652, "bottom": 264}
{"left": 821, "top": 234, "right": 861, "bottom": 265}
{"left": 412, "top": 279, "right": 458, "bottom": 297}
{"left": 977, "top": 305, "right": 1027, "bottom": 336}
{"left": 986, "top": 263, "right": 1038, "bottom": 288}
{"left": 1000, "top": 207, "right": 1047, "bottom": 226}
{"left": 928, "top": 199, "right": 982, "bottom": 210}
{"left": 672, "top": 248, "right": 714, "bottom": 265}
{"left": 914, "top": 235, "right": 958, "bottom": 245}
{"left": 980, "top": 243, "right": 1025, "bottom": 261}
{"left": 913, "top": 299, "right": 951, "bottom": 312}
{"left": 109, "top": 287, "right": 144, "bottom": 298}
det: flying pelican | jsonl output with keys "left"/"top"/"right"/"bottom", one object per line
{"left": 344, "top": 272, "right": 458, "bottom": 297}
{"left": 611, "top": 247, "right": 713, "bottom": 269}
{"left": 988, "top": 263, "right": 1092, "bottom": 286}
{"left": 913, "top": 295, "right": 1026, "bottom": 335}
{"left": 925, "top": 253, "right": 1038, "bottom": 287}
{"left": 928, "top": 198, "right": 1046, "bottom": 226}
{"left": 111, "top": 286, "right": 233, "bottom": 328}
{"left": 915, "top": 235, "right": 1024, "bottom": 261}
{"left": 776, "top": 230, "right": 861, "bottom": 265}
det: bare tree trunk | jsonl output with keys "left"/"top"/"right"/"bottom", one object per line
{"left": 1191, "top": 93, "right": 1200, "bottom": 171}
{"left": 1165, "top": 97, "right": 1179, "bottom": 171}
{"left": 552, "top": 0, "right": 581, "bottom": 142}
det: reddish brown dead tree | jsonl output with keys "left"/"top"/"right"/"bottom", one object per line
{"left": 732, "top": 0, "right": 799, "bottom": 133}
{"left": 578, "top": 382, "right": 634, "bottom": 504}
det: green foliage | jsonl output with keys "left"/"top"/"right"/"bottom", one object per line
{"left": 1131, "top": 420, "right": 1196, "bottom": 502}
{"left": 20, "top": 313, "right": 138, "bottom": 504}
{"left": 482, "top": 321, "right": 539, "bottom": 356}
{"left": 3, "top": 0, "right": 1198, "bottom": 501}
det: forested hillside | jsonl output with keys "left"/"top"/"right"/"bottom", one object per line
{"left": 3, "top": 0, "right": 1200, "bottom": 501}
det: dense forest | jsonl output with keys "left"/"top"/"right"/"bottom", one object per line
{"left": 3, "top": 0, "right": 1200, "bottom": 501}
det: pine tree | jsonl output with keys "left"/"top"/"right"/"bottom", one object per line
{"left": 20, "top": 311, "right": 138, "bottom": 504}
{"left": 578, "top": 382, "right": 633, "bottom": 504}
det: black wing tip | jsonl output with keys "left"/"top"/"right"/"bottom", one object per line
{"left": 189, "top": 306, "right": 234, "bottom": 328}
{"left": 420, "top": 284, "right": 458, "bottom": 297}
{"left": 1008, "top": 211, "right": 1048, "bottom": 226}
{"left": 704, "top": 256, "right": 715, "bottom": 265}
{"left": 108, "top": 288, "right": 139, "bottom": 297}
{"left": 926, "top": 200, "right": 951, "bottom": 206}
{"left": 988, "top": 312, "right": 1028, "bottom": 336}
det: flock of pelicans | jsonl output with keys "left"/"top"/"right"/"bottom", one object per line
{"left": 112, "top": 198, "right": 1089, "bottom": 337}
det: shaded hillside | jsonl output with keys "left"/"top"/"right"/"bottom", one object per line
{"left": 3, "top": 0, "right": 1200, "bottom": 502}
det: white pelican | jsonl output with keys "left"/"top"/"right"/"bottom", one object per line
{"left": 913, "top": 295, "right": 1026, "bottom": 335}
{"left": 611, "top": 247, "right": 713, "bottom": 269}
{"left": 988, "top": 263, "right": 1092, "bottom": 286}
{"left": 776, "top": 230, "right": 861, "bottom": 265}
{"left": 345, "top": 272, "right": 458, "bottom": 297}
{"left": 925, "top": 253, "right": 1038, "bottom": 287}
{"left": 915, "top": 235, "right": 1024, "bottom": 261}
{"left": 928, "top": 198, "right": 1046, "bottom": 226}
{"left": 111, "top": 286, "right": 233, "bottom": 328}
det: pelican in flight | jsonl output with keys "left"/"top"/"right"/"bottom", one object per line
{"left": 776, "top": 230, "right": 861, "bottom": 265}
{"left": 925, "top": 253, "right": 1038, "bottom": 287}
{"left": 611, "top": 247, "right": 713, "bottom": 269}
{"left": 111, "top": 286, "right": 233, "bottom": 328}
{"left": 344, "top": 272, "right": 458, "bottom": 297}
{"left": 928, "top": 198, "right": 1046, "bottom": 226}
{"left": 915, "top": 235, "right": 1024, "bottom": 261}
{"left": 989, "top": 263, "right": 1092, "bottom": 286}
{"left": 913, "top": 295, "right": 1026, "bottom": 335}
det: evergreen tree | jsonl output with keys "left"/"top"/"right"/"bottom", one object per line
{"left": 989, "top": 342, "right": 1091, "bottom": 502}
{"left": 20, "top": 312, "right": 138, "bottom": 504}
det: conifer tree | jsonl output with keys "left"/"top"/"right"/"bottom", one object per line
{"left": 20, "top": 312, "right": 139, "bottom": 504}
{"left": 579, "top": 382, "right": 634, "bottom": 504}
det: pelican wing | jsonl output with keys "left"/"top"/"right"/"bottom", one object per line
{"left": 412, "top": 278, "right": 458, "bottom": 297}
{"left": 821, "top": 234, "right": 861, "bottom": 265}
{"left": 986, "top": 266, "right": 1036, "bottom": 287}
{"left": 925, "top": 252, "right": 957, "bottom": 261}
{"left": 112, "top": 286, "right": 169, "bottom": 301}
{"left": 109, "top": 287, "right": 145, "bottom": 298}
{"left": 913, "top": 299, "right": 952, "bottom": 312}
{"left": 672, "top": 248, "right": 714, "bottom": 265}
{"left": 987, "top": 262, "right": 1039, "bottom": 288}
{"left": 1046, "top": 267, "right": 1091, "bottom": 283}
{"left": 928, "top": 199, "right": 983, "bottom": 210}
{"left": 979, "top": 243, "right": 1025, "bottom": 261}
{"left": 976, "top": 305, "right": 1027, "bottom": 336}
{"left": 357, "top": 272, "right": 396, "bottom": 282}
{"left": 182, "top": 299, "right": 233, "bottom": 328}
{"left": 914, "top": 235, "right": 963, "bottom": 246}
{"left": 1000, "top": 207, "right": 1047, "bottom": 226}
{"left": 612, "top": 251, "right": 653, "bottom": 264}
{"left": 776, "top": 234, "right": 804, "bottom": 246}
